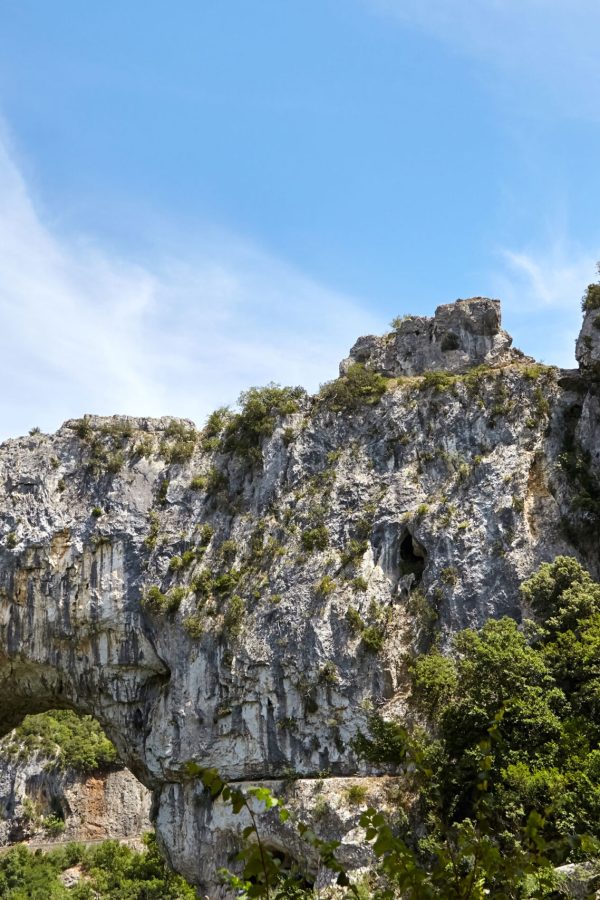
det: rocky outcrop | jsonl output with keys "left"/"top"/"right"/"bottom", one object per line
{"left": 0, "top": 297, "right": 597, "bottom": 894}
{"left": 341, "top": 297, "right": 528, "bottom": 377}
{"left": 576, "top": 306, "right": 600, "bottom": 376}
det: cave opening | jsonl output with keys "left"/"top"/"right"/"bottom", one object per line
{"left": 441, "top": 331, "right": 461, "bottom": 352}
{"left": 399, "top": 532, "right": 426, "bottom": 583}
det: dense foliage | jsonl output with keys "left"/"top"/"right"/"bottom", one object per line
{"left": 1, "top": 710, "right": 118, "bottom": 773}
{"left": 0, "top": 834, "right": 195, "bottom": 899}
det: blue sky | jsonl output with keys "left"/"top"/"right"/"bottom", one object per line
{"left": 0, "top": 0, "right": 599, "bottom": 439}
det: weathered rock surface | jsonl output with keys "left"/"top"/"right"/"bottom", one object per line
{"left": 0, "top": 752, "right": 151, "bottom": 846}
{"left": 341, "top": 297, "right": 528, "bottom": 377}
{"left": 576, "top": 306, "right": 600, "bottom": 376}
{"left": 0, "top": 297, "right": 597, "bottom": 894}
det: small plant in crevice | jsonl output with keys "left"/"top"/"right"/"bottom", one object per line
{"left": 301, "top": 524, "right": 329, "bottom": 553}
{"left": 316, "top": 575, "right": 336, "bottom": 598}
{"left": 142, "top": 584, "right": 186, "bottom": 615}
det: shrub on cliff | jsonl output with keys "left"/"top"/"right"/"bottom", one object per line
{"left": 582, "top": 265, "right": 600, "bottom": 311}
{"left": 223, "top": 383, "right": 306, "bottom": 464}
{"left": 319, "top": 363, "right": 388, "bottom": 412}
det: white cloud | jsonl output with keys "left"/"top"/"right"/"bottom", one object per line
{"left": 491, "top": 243, "right": 597, "bottom": 366}
{"left": 368, "top": 0, "right": 600, "bottom": 119}
{"left": 0, "top": 135, "right": 381, "bottom": 441}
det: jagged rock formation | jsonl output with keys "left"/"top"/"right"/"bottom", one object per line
{"left": 0, "top": 297, "right": 598, "bottom": 894}
{"left": 341, "top": 297, "right": 529, "bottom": 377}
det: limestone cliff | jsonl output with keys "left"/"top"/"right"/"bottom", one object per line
{"left": 0, "top": 749, "right": 151, "bottom": 847}
{"left": 0, "top": 298, "right": 597, "bottom": 894}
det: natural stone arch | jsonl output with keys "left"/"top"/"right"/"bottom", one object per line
{"left": 0, "top": 536, "right": 169, "bottom": 786}
{"left": 0, "top": 428, "right": 391, "bottom": 894}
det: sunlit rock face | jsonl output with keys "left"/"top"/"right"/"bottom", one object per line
{"left": 576, "top": 305, "right": 600, "bottom": 377}
{"left": 0, "top": 754, "right": 151, "bottom": 846}
{"left": 341, "top": 297, "right": 529, "bottom": 378}
{"left": 0, "top": 299, "right": 597, "bottom": 895}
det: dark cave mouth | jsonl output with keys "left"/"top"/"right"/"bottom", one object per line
{"left": 399, "top": 532, "right": 426, "bottom": 582}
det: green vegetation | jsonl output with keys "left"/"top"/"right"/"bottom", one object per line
{"left": 159, "top": 422, "right": 197, "bottom": 464}
{"left": 352, "top": 557, "right": 600, "bottom": 894}
{"left": 316, "top": 575, "right": 336, "bottom": 597}
{"left": 142, "top": 584, "right": 186, "bottom": 615}
{"left": 168, "top": 549, "right": 196, "bottom": 571}
{"left": 202, "top": 406, "right": 230, "bottom": 451}
{"left": 389, "top": 314, "right": 414, "bottom": 330}
{"left": 344, "top": 783, "right": 368, "bottom": 807}
{"left": 582, "top": 265, "right": 600, "bottom": 311}
{"left": 1, "top": 710, "right": 118, "bottom": 773}
{"left": 340, "top": 538, "right": 368, "bottom": 568}
{"left": 345, "top": 605, "right": 386, "bottom": 653}
{"left": 319, "top": 363, "right": 388, "bottom": 412}
{"left": 223, "top": 383, "right": 305, "bottom": 464}
{"left": 69, "top": 417, "right": 134, "bottom": 475}
{"left": 223, "top": 594, "right": 245, "bottom": 636}
{"left": 318, "top": 661, "right": 339, "bottom": 684}
{"left": 0, "top": 833, "right": 195, "bottom": 899}
{"left": 351, "top": 575, "right": 368, "bottom": 592}
{"left": 301, "top": 524, "right": 329, "bottom": 552}
{"left": 144, "top": 511, "right": 161, "bottom": 550}
{"left": 419, "top": 370, "right": 457, "bottom": 393}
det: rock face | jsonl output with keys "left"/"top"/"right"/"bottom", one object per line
{"left": 0, "top": 753, "right": 151, "bottom": 846}
{"left": 576, "top": 306, "right": 600, "bottom": 376}
{"left": 341, "top": 297, "right": 527, "bottom": 377}
{"left": 0, "top": 297, "right": 597, "bottom": 894}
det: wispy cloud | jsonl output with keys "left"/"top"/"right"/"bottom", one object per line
{"left": 368, "top": 0, "right": 600, "bottom": 119}
{"left": 0, "top": 134, "right": 381, "bottom": 441}
{"left": 491, "top": 242, "right": 597, "bottom": 366}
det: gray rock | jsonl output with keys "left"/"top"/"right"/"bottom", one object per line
{"left": 576, "top": 306, "right": 600, "bottom": 375}
{"left": 340, "top": 297, "right": 529, "bottom": 377}
{"left": 0, "top": 299, "right": 597, "bottom": 895}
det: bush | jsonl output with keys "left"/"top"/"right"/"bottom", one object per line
{"left": 0, "top": 833, "right": 195, "bottom": 898}
{"left": 345, "top": 783, "right": 368, "bottom": 806}
{"left": 316, "top": 575, "right": 336, "bottom": 597}
{"left": 582, "top": 266, "right": 600, "bottom": 311}
{"left": 319, "top": 363, "right": 388, "bottom": 412}
{"left": 223, "top": 595, "right": 245, "bottom": 636}
{"left": 223, "top": 384, "right": 305, "bottom": 464}
{"left": 520, "top": 555, "right": 600, "bottom": 633}
{"left": 142, "top": 585, "right": 186, "bottom": 615}
{"left": 183, "top": 615, "right": 204, "bottom": 638}
{"left": 419, "top": 370, "right": 457, "bottom": 392}
{"left": 361, "top": 625, "right": 385, "bottom": 653}
{"left": 301, "top": 525, "right": 329, "bottom": 552}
